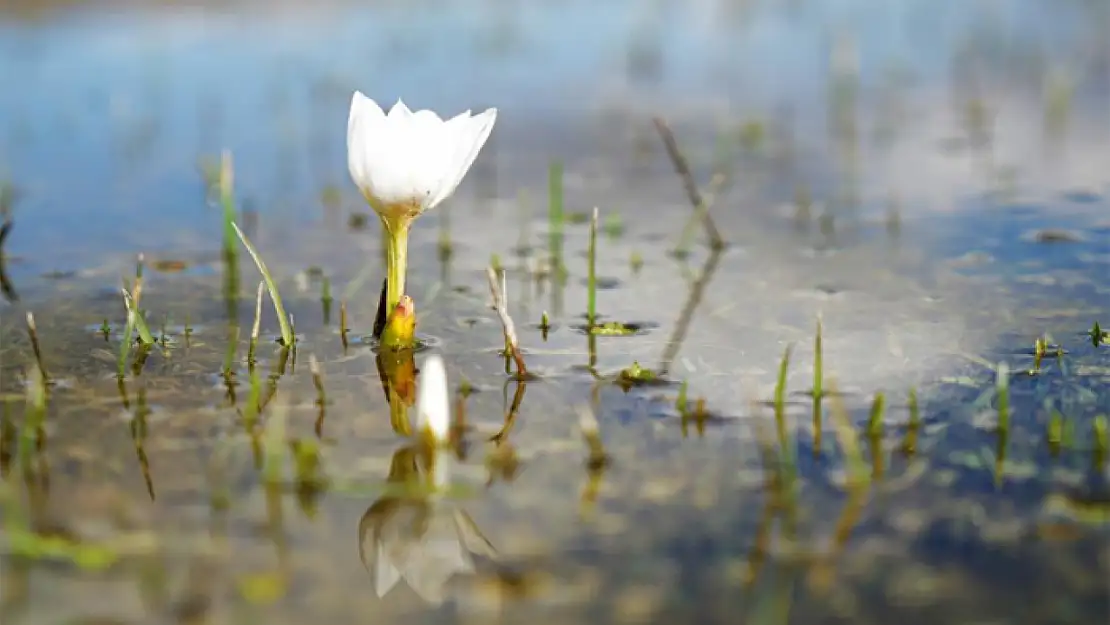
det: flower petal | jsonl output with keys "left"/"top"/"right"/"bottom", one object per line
{"left": 388, "top": 99, "right": 413, "bottom": 119}
{"left": 427, "top": 108, "right": 497, "bottom": 209}
{"left": 347, "top": 92, "right": 386, "bottom": 201}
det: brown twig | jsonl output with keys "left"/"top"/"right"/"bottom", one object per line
{"left": 652, "top": 116, "right": 726, "bottom": 250}
{"left": 486, "top": 267, "right": 529, "bottom": 378}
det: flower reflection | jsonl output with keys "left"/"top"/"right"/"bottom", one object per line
{"left": 359, "top": 444, "right": 496, "bottom": 605}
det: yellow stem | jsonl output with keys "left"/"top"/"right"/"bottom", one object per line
{"left": 382, "top": 216, "right": 411, "bottom": 315}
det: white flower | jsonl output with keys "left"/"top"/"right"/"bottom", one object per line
{"left": 416, "top": 354, "right": 451, "bottom": 444}
{"left": 347, "top": 91, "right": 497, "bottom": 223}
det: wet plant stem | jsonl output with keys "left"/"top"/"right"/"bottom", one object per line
{"left": 587, "top": 206, "right": 598, "bottom": 326}
{"left": 248, "top": 281, "right": 264, "bottom": 366}
{"left": 231, "top": 221, "right": 294, "bottom": 348}
{"left": 487, "top": 267, "right": 529, "bottom": 378}
{"left": 24, "top": 312, "right": 48, "bottom": 382}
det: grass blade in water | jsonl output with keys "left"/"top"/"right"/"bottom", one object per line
{"left": 121, "top": 288, "right": 156, "bottom": 345}
{"left": 231, "top": 221, "right": 294, "bottom": 347}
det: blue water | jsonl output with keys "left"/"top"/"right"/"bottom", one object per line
{"left": 1, "top": 0, "right": 1106, "bottom": 270}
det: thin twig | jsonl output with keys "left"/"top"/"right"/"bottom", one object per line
{"left": 486, "top": 267, "right": 529, "bottom": 377}
{"left": 652, "top": 116, "right": 726, "bottom": 250}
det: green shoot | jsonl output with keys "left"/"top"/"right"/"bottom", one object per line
{"left": 121, "top": 288, "right": 156, "bottom": 345}
{"left": 773, "top": 345, "right": 791, "bottom": 451}
{"left": 230, "top": 221, "right": 294, "bottom": 348}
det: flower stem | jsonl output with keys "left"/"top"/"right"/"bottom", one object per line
{"left": 382, "top": 216, "right": 410, "bottom": 314}
{"left": 380, "top": 215, "right": 416, "bottom": 349}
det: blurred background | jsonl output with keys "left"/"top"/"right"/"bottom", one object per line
{"left": 1, "top": 0, "right": 1107, "bottom": 278}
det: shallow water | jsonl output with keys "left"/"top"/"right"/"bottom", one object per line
{"left": 1, "top": 1, "right": 1109, "bottom": 624}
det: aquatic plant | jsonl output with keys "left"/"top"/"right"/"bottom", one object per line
{"left": 346, "top": 93, "right": 497, "bottom": 348}
{"left": 230, "top": 221, "right": 295, "bottom": 348}
{"left": 487, "top": 267, "right": 530, "bottom": 378}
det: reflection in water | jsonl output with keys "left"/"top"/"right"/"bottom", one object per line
{"left": 376, "top": 350, "right": 418, "bottom": 437}
{"left": 359, "top": 444, "right": 497, "bottom": 605}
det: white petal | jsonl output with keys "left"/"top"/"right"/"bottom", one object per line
{"left": 416, "top": 355, "right": 451, "bottom": 443}
{"left": 388, "top": 99, "right": 413, "bottom": 119}
{"left": 354, "top": 101, "right": 436, "bottom": 209}
{"left": 427, "top": 108, "right": 497, "bottom": 209}
{"left": 347, "top": 92, "right": 385, "bottom": 198}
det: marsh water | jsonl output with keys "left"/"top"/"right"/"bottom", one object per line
{"left": 1, "top": 1, "right": 1109, "bottom": 623}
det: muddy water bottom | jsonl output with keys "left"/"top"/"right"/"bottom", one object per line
{"left": 2, "top": 199, "right": 1108, "bottom": 625}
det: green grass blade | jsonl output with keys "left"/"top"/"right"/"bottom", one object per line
{"left": 230, "top": 221, "right": 294, "bottom": 347}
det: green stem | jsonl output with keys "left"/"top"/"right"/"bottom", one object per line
{"left": 382, "top": 216, "right": 411, "bottom": 315}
